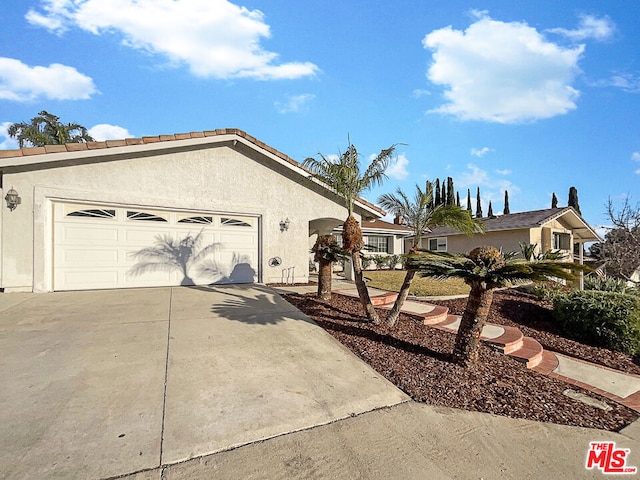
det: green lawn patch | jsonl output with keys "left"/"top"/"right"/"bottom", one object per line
{"left": 363, "top": 269, "right": 470, "bottom": 297}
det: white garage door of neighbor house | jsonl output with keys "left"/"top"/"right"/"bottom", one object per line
{"left": 53, "top": 202, "right": 259, "bottom": 291}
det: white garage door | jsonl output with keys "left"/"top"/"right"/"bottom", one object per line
{"left": 53, "top": 202, "right": 259, "bottom": 291}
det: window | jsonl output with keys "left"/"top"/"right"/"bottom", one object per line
{"left": 333, "top": 233, "right": 343, "bottom": 247}
{"left": 428, "top": 237, "right": 447, "bottom": 252}
{"left": 67, "top": 208, "right": 115, "bottom": 219}
{"left": 126, "top": 211, "right": 168, "bottom": 222}
{"left": 365, "top": 235, "right": 390, "bottom": 253}
{"left": 553, "top": 232, "right": 571, "bottom": 250}
{"left": 178, "top": 216, "right": 213, "bottom": 224}
{"left": 221, "top": 217, "right": 251, "bottom": 227}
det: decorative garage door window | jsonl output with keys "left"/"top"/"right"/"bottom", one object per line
{"left": 126, "top": 210, "right": 169, "bottom": 222}
{"left": 221, "top": 217, "right": 252, "bottom": 227}
{"left": 177, "top": 215, "right": 213, "bottom": 224}
{"left": 67, "top": 208, "right": 116, "bottom": 219}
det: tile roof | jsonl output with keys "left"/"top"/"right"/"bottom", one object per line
{"left": 0, "top": 127, "right": 385, "bottom": 216}
{"left": 360, "top": 218, "right": 413, "bottom": 233}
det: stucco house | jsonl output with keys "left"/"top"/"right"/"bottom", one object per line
{"left": 333, "top": 218, "right": 411, "bottom": 256}
{"left": 0, "top": 129, "right": 384, "bottom": 292}
{"left": 418, "top": 207, "right": 601, "bottom": 262}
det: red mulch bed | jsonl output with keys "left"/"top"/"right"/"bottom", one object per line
{"left": 283, "top": 291, "right": 639, "bottom": 432}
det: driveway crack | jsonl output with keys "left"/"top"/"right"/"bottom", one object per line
{"left": 159, "top": 287, "right": 173, "bottom": 466}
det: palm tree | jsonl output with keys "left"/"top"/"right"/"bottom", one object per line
{"left": 304, "top": 141, "right": 396, "bottom": 323}
{"left": 377, "top": 182, "right": 484, "bottom": 326}
{"left": 311, "top": 234, "right": 343, "bottom": 300}
{"left": 7, "top": 110, "right": 94, "bottom": 148}
{"left": 411, "top": 246, "right": 586, "bottom": 367}
{"left": 129, "top": 230, "right": 220, "bottom": 286}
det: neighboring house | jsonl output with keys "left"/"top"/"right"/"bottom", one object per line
{"left": 418, "top": 207, "right": 601, "bottom": 262}
{"left": 0, "top": 129, "right": 384, "bottom": 292}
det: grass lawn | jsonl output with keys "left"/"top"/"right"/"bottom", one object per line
{"left": 363, "top": 269, "right": 470, "bottom": 296}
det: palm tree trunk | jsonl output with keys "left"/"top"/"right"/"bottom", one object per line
{"left": 352, "top": 252, "right": 380, "bottom": 324}
{"left": 385, "top": 269, "right": 416, "bottom": 327}
{"left": 317, "top": 258, "right": 332, "bottom": 300}
{"left": 453, "top": 283, "right": 494, "bottom": 366}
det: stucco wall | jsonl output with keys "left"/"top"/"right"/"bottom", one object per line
{"left": 1, "top": 142, "right": 350, "bottom": 291}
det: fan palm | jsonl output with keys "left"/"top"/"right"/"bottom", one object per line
{"left": 129, "top": 230, "right": 220, "bottom": 286}
{"left": 304, "top": 141, "right": 396, "bottom": 323}
{"left": 411, "top": 246, "right": 587, "bottom": 366}
{"left": 7, "top": 110, "right": 94, "bottom": 148}
{"left": 377, "top": 182, "right": 484, "bottom": 326}
{"left": 311, "top": 234, "right": 344, "bottom": 300}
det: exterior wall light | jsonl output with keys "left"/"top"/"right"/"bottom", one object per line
{"left": 279, "top": 218, "right": 290, "bottom": 232}
{"left": 4, "top": 187, "right": 21, "bottom": 211}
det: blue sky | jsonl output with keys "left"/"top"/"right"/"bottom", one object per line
{"left": 1, "top": 1, "right": 639, "bottom": 233}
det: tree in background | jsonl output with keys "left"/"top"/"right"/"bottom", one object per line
{"left": 599, "top": 196, "right": 640, "bottom": 282}
{"left": 378, "top": 183, "right": 484, "bottom": 326}
{"left": 466, "top": 189, "right": 472, "bottom": 213}
{"left": 8, "top": 110, "right": 94, "bottom": 148}
{"left": 487, "top": 201, "right": 494, "bottom": 218}
{"left": 568, "top": 186, "right": 581, "bottom": 215}
{"left": 304, "top": 141, "right": 396, "bottom": 324}
{"left": 456, "top": 191, "right": 461, "bottom": 208}
{"left": 476, "top": 187, "right": 483, "bottom": 218}
{"left": 551, "top": 192, "right": 558, "bottom": 208}
{"left": 503, "top": 190, "right": 510, "bottom": 214}
{"left": 411, "top": 247, "right": 583, "bottom": 366}
{"left": 435, "top": 179, "right": 442, "bottom": 205}
{"left": 446, "top": 177, "right": 455, "bottom": 205}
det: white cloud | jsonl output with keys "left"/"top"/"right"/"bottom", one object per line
{"left": 386, "top": 153, "right": 409, "bottom": 180}
{"left": 275, "top": 94, "right": 315, "bottom": 114}
{"left": 632, "top": 152, "right": 640, "bottom": 162}
{"left": 0, "top": 122, "right": 19, "bottom": 150}
{"left": 547, "top": 14, "right": 615, "bottom": 42}
{"left": 496, "top": 169, "right": 511, "bottom": 175}
{"left": 412, "top": 88, "right": 431, "bottom": 98}
{"left": 0, "top": 57, "right": 97, "bottom": 102}
{"left": 455, "top": 163, "right": 519, "bottom": 208}
{"left": 88, "top": 124, "right": 132, "bottom": 141}
{"left": 422, "top": 13, "right": 583, "bottom": 123}
{"left": 27, "top": 0, "right": 318, "bottom": 80}
{"left": 470, "top": 146, "right": 491, "bottom": 157}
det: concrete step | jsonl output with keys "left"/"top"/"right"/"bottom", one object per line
{"left": 420, "top": 305, "right": 450, "bottom": 325}
{"left": 483, "top": 325, "right": 524, "bottom": 355}
{"left": 370, "top": 292, "right": 398, "bottom": 306}
{"left": 507, "top": 337, "right": 544, "bottom": 369}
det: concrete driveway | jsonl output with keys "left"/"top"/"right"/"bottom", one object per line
{"left": 0, "top": 285, "right": 407, "bottom": 479}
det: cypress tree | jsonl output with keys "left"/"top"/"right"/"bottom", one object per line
{"left": 435, "top": 179, "right": 441, "bottom": 205}
{"left": 503, "top": 190, "right": 510, "bottom": 214}
{"left": 466, "top": 189, "right": 472, "bottom": 213}
{"left": 551, "top": 192, "right": 558, "bottom": 208}
{"left": 456, "top": 191, "right": 461, "bottom": 207}
{"left": 488, "top": 201, "right": 494, "bottom": 218}
{"left": 441, "top": 181, "right": 446, "bottom": 206}
{"left": 568, "top": 186, "right": 581, "bottom": 215}
{"left": 447, "top": 177, "right": 455, "bottom": 205}
{"left": 476, "top": 187, "right": 483, "bottom": 218}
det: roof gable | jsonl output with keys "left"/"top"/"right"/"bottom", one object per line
{"left": 0, "top": 128, "right": 384, "bottom": 217}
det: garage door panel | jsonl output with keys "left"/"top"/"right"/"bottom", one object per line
{"left": 53, "top": 203, "right": 259, "bottom": 291}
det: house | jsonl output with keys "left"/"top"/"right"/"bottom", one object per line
{"left": 333, "top": 217, "right": 411, "bottom": 256}
{"left": 418, "top": 207, "right": 601, "bottom": 261}
{"left": 0, "top": 129, "right": 384, "bottom": 292}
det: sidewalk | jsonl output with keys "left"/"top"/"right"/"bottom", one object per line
{"left": 276, "top": 278, "right": 640, "bottom": 414}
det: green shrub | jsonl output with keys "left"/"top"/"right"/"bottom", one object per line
{"left": 553, "top": 291, "right": 640, "bottom": 354}
{"left": 387, "top": 254, "right": 401, "bottom": 269}
{"left": 584, "top": 276, "right": 634, "bottom": 294}
{"left": 532, "top": 280, "right": 572, "bottom": 301}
